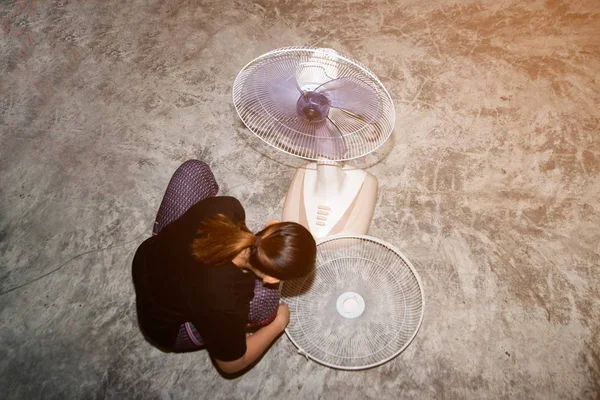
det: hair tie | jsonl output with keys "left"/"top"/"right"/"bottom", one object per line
{"left": 254, "top": 235, "right": 262, "bottom": 248}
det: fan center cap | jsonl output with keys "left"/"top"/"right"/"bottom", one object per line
{"left": 336, "top": 292, "right": 365, "bottom": 319}
{"left": 297, "top": 91, "right": 330, "bottom": 122}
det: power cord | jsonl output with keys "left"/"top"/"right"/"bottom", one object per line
{"left": 0, "top": 231, "right": 147, "bottom": 297}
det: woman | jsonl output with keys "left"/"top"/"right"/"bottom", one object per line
{"left": 132, "top": 160, "right": 317, "bottom": 374}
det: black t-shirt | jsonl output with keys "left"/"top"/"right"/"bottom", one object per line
{"left": 132, "top": 196, "right": 256, "bottom": 361}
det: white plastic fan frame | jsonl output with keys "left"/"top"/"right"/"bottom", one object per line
{"left": 281, "top": 235, "right": 426, "bottom": 371}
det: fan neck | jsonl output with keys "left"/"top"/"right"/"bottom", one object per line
{"left": 316, "top": 162, "right": 345, "bottom": 193}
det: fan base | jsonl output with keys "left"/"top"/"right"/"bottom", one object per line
{"left": 282, "top": 162, "right": 377, "bottom": 238}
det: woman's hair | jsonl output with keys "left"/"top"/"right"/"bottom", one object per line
{"left": 191, "top": 214, "right": 316, "bottom": 280}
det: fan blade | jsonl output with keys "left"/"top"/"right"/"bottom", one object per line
{"left": 327, "top": 106, "right": 387, "bottom": 150}
{"left": 248, "top": 58, "right": 302, "bottom": 119}
{"left": 314, "top": 118, "right": 347, "bottom": 158}
{"left": 315, "top": 77, "right": 381, "bottom": 123}
{"left": 283, "top": 119, "right": 346, "bottom": 159}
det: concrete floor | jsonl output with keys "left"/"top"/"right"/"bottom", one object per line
{"left": 1, "top": 0, "right": 599, "bottom": 398}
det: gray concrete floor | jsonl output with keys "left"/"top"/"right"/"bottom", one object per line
{"left": 1, "top": 0, "right": 599, "bottom": 398}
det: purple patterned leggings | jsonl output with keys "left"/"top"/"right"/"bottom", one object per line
{"left": 153, "top": 160, "right": 280, "bottom": 350}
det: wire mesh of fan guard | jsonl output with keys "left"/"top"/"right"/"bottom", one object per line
{"left": 232, "top": 47, "right": 396, "bottom": 162}
{"left": 281, "top": 235, "right": 425, "bottom": 370}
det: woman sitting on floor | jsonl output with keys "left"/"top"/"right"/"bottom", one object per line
{"left": 132, "top": 160, "right": 316, "bottom": 375}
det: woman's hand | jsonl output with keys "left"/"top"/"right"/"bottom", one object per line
{"left": 216, "top": 303, "right": 290, "bottom": 375}
{"left": 272, "top": 303, "right": 290, "bottom": 332}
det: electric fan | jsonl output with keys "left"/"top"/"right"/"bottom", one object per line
{"left": 281, "top": 235, "right": 425, "bottom": 370}
{"left": 233, "top": 47, "right": 395, "bottom": 238}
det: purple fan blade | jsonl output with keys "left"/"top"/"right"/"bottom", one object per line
{"left": 314, "top": 118, "right": 347, "bottom": 158}
{"left": 285, "top": 119, "right": 346, "bottom": 159}
{"left": 315, "top": 77, "right": 381, "bottom": 123}
{"left": 249, "top": 59, "right": 302, "bottom": 118}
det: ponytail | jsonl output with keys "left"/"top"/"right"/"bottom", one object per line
{"left": 191, "top": 214, "right": 316, "bottom": 281}
{"left": 191, "top": 214, "right": 255, "bottom": 265}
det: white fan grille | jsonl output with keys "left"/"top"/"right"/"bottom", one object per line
{"left": 232, "top": 47, "right": 396, "bottom": 162}
{"left": 281, "top": 235, "right": 425, "bottom": 370}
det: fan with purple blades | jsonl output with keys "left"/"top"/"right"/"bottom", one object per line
{"left": 233, "top": 48, "right": 395, "bottom": 239}
{"left": 233, "top": 48, "right": 388, "bottom": 161}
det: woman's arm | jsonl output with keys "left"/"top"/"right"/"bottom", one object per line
{"left": 215, "top": 303, "right": 289, "bottom": 374}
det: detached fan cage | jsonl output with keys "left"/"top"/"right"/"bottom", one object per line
{"left": 281, "top": 235, "right": 425, "bottom": 370}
